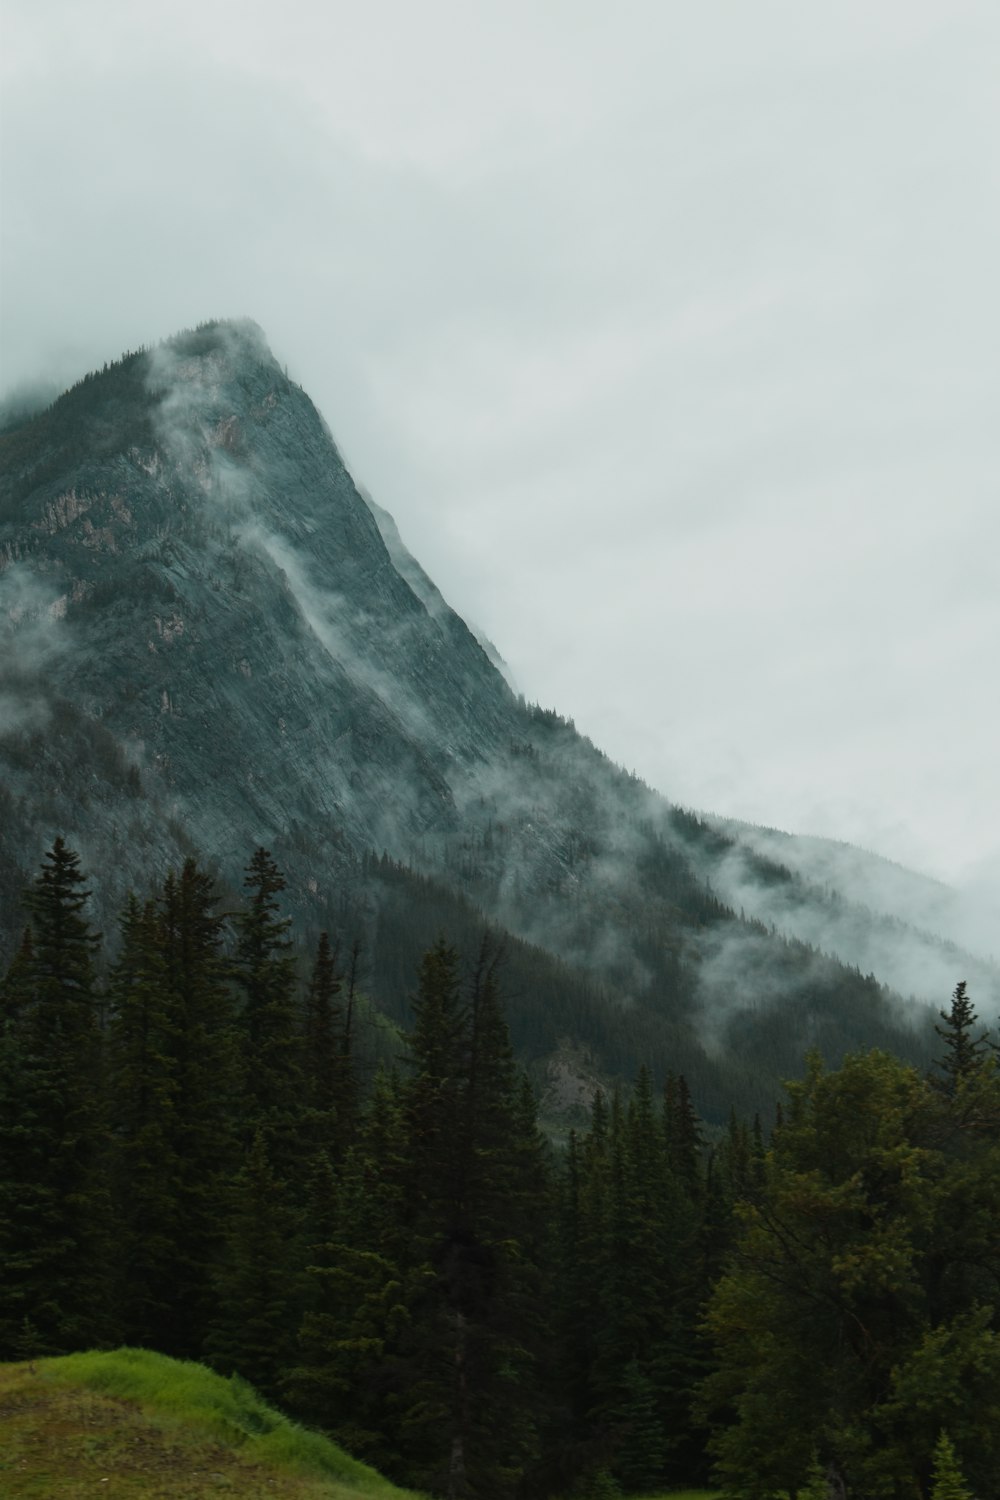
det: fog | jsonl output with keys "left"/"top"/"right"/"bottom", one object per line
{"left": 0, "top": 565, "right": 69, "bottom": 737}
{"left": 2, "top": 1, "right": 998, "bottom": 896}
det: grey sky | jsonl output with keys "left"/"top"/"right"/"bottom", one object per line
{"left": 2, "top": 0, "right": 998, "bottom": 893}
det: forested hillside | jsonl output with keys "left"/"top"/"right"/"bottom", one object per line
{"left": 1, "top": 839, "right": 997, "bottom": 1499}
{"left": 0, "top": 320, "right": 982, "bottom": 1118}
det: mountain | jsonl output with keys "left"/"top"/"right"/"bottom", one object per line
{"left": 1, "top": 319, "right": 993, "bottom": 1119}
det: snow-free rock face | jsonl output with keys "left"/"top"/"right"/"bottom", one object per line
{"left": 2, "top": 320, "right": 993, "bottom": 1110}
{"left": 0, "top": 328, "right": 667, "bottom": 985}
{"left": 0, "top": 323, "right": 523, "bottom": 902}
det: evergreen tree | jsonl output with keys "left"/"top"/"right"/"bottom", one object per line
{"left": 563, "top": 1068, "right": 709, "bottom": 1492}
{"left": 233, "top": 848, "right": 302, "bottom": 1168}
{"left": 610, "top": 1360, "right": 665, "bottom": 1493}
{"left": 106, "top": 894, "right": 181, "bottom": 1349}
{"left": 0, "top": 839, "right": 109, "bottom": 1355}
{"left": 403, "top": 939, "right": 468, "bottom": 1228}
{"left": 289, "top": 1067, "right": 411, "bottom": 1458}
{"left": 0, "top": 927, "right": 34, "bottom": 1022}
{"left": 564, "top": 1087, "right": 613, "bottom": 1472}
{"left": 930, "top": 1432, "right": 972, "bottom": 1500}
{"left": 798, "top": 1453, "right": 831, "bottom": 1500}
{"left": 338, "top": 937, "right": 550, "bottom": 1500}
{"left": 157, "top": 857, "right": 241, "bottom": 1356}
{"left": 205, "top": 1128, "right": 298, "bottom": 1398}
{"left": 698, "top": 1048, "right": 1000, "bottom": 1499}
{"left": 301, "top": 929, "right": 357, "bottom": 1159}
{"left": 663, "top": 1072, "right": 702, "bottom": 1197}
{"left": 933, "top": 981, "right": 991, "bottom": 1095}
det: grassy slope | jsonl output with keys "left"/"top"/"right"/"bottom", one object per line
{"left": 0, "top": 1347, "right": 419, "bottom": 1499}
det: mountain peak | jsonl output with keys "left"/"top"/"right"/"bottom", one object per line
{"left": 154, "top": 317, "right": 275, "bottom": 376}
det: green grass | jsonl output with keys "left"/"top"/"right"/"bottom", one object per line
{"left": 0, "top": 1346, "right": 420, "bottom": 1499}
{"left": 634, "top": 1492, "right": 719, "bottom": 1500}
{"left": 649, "top": 1492, "right": 719, "bottom": 1500}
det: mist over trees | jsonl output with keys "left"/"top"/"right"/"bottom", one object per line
{"left": 1, "top": 840, "right": 997, "bottom": 1500}
{"left": 4, "top": 317, "right": 987, "bottom": 1158}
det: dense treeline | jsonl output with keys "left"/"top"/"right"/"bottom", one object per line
{"left": 0, "top": 839, "right": 997, "bottom": 1500}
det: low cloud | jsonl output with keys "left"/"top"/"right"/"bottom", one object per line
{"left": 0, "top": 565, "right": 69, "bottom": 739}
{"left": 697, "top": 822, "right": 1000, "bottom": 1022}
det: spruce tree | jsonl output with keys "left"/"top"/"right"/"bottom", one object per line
{"left": 663, "top": 1072, "right": 702, "bottom": 1197}
{"left": 0, "top": 928, "right": 34, "bottom": 1022}
{"left": 933, "top": 982, "right": 991, "bottom": 1095}
{"left": 342, "top": 937, "right": 550, "bottom": 1500}
{"left": 157, "top": 857, "right": 241, "bottom": 1355}
{"left": 233, "top": 848, "right": 302, "bottom": 1169}
{"left": 205, "top": 1128, "right": 298, "bottom": 1398}
{"left": 930, "top": 1432, "right": 972, "bottom": 1500}
{"left": 289, "top": 1067, "right": 411, "bottom": 1457}
{"left": 301, "top": 930, "right": 357, "bottom": 1159}
{"left": 0, "top": 839, "right": 109, "bottom": 1355}
{"left": 106, "top": 894, "right": 181, "bottom": 1349}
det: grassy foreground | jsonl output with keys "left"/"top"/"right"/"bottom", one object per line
{"left": 0, "top": 1346, "right": 419, "bottom": 1499}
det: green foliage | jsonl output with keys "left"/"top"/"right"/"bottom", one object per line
{"left": 0, "top": 839, "right": 109, "bottom": 1355}
{"left": 5, "top": 835, "right": 995, "bottom": 1500}
{"left": 205, "top": 1129, "right": 300, "bottom": 1398}
{"left": 235, "top": 848, "right": 303, "bottom": 1160}
{"left": 698, "top": 1047, "right": 1000, "bottom": 1499}
{"left": 569, "top": 1468, "right": 622, "bottom": 1500}
{"left": 381, "top": 938, "right": 550, "bottom": 1498}
{"left": 555, "top": 1070, "right": 712, "bottom": 1493}
{"left": 933, "top": 980, "right": 993, "bottom": 1095}
{"left": 930, "top": 1431, "right": 972, "bottom": 1500}
{"left": 106, "top": 894, "right": 181, "bottom": 1348}
{"left": 154, "top": 857, "right": 242, "bottom": 1355}
{"left": 797, "top": 1453, "right": 831, "bottom": 1500}
{"left": 301, "top": 929, "right": 357, "bottom": 1158}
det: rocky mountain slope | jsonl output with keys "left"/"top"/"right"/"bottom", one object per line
{"left": 2, "top": 320, "right": 993, "bottom": 1116}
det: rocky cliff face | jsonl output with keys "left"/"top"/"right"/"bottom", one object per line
{"left": 0, "top": 322, "right": 689, "bottom": 947}
{"left": 1, "top": 323, "right": 523, "bottom": 910}
{"left": 2, "top": 320, "right": 991, "bottom": 1110}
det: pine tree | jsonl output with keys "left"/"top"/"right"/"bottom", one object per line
{"left": 663, "top": 1073, "right": 703, "bottom": 1197}
{"left": 611, "top": 1360, "right": 665, "bottom": 1493}
{"left": 301, "top": 930, "right": 357, "bottom": 1159}
{"left": 106, "top": 894, "right": 181, "bottom": 1348}
{"left": 339, "top": 937, "right": 550, "bottom": 1500}
{"left": 933, "top": 982, "right": 991, "bottom": 1095}
{"left": 557, "top": 1068, "right": 714, "bottom": 1492}
{"left": 403, "top": 939, "right": 467, "bottom": 1228}
{"left": 233, "top": 849, "right": 302, "bottom": 1168}
{"left": 566, "top": 1087, "right": 613, "bottom": 1467}
{"left": 798, "top": 1452, "right": 830, "bottom": 1500}
{"left": 0, "top": 839, "right": 109, "bottom": 1355}
{"left": 0, "top": 928, "right": 34, "bottom": 1022}
{"left": 930, "top": 1432, "right": 972, "bottom": 1500}
{"left": 205, "top": 1129, "right": 298, "bottom": 1398}
{"left": 289, "top": 1067, "right": 411, "bottom": 1458}
{"left": 157, "top": 857, "right": 241, "bottom": 1356}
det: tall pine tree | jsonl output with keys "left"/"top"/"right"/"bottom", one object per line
{"left": 0, "top": 840, "right": 109, "bottom": 1355}
{"left": 106, "top": 894, "right": 181, "bottom": 1349}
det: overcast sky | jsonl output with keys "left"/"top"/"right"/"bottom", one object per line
{"left": 2, "top": 0, "right": 998, "bottom": 891}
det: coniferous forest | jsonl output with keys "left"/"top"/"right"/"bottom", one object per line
{"left": 1, "top": 837, "right": 998, "bottom": 1499}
